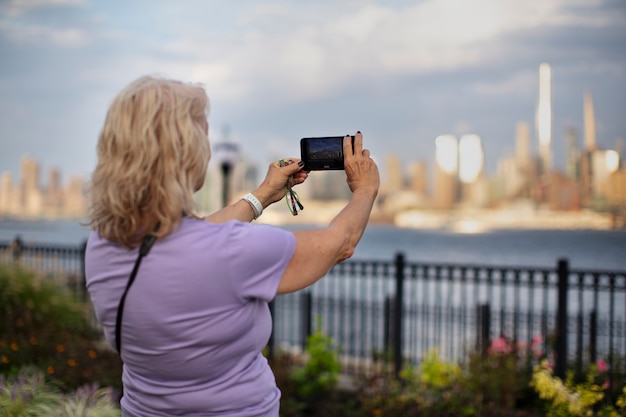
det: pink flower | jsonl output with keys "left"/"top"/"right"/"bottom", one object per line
{"left": 489, "top": 337, "right": 512, "bottom": 355}
{"left": 531, "top": 335, "right": 543, "bottom": 348}
{"left": 531, "top": 335, "right": 543, "bottom": 358}
{"left": 596, "top": 359, "right": 608, "bottom": 373}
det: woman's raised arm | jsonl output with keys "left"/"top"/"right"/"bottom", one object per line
{"left": 277, "top": 132, "right": 379, "bottom": 294}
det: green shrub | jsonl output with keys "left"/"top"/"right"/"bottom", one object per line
{"left": 273, "top": 328, "right": 359, "bottom": 417}
{"left": 290, "top": 329, "right": 341, "bottom": 400}
{"left": 0, "top": 264, "right": 122, "bottom": 392}
{"left": 531, "top": 359, "right": 626, "bottom": 417}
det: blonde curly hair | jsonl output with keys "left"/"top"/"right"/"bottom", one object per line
{"left": 86, "top": 75, "right": 210, "bottom": 248}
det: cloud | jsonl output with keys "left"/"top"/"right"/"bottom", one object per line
{"left": 0, "top": 0, "right": 624, "bottom": 179}
{"left": 0, "top": 0, "right": 86, "bottom": 17}
{"left": 0, "top": 20, "right": 88, "bottom": 46}
{"left": 0, "top": 0, "right": 89, "bottom": 47}
{"left": 151, "top": 0, "right": 623, "bottom": 107}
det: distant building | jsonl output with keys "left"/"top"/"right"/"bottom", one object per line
{"left": 548, "top": 172, "right": 581, "bottom": 211}
{"left": 434, "top": 135, "right": 458, "bottom": 210}
{"left": 584, "top": 91, "right": 598, "bottom": 152}
{"left": 385, "top": 153, "right": 404, "bottom": 193}
{"left": 565, "top": 126, "right": 581, "bottom": 181}
{"left": 407, "top": 161, "right": 428, "bottom": 197}
{"left": 0, "top": 155, "right": 87, "bottom": 218}
{"left": 44, "top": 168, "right": 64, "bottom": 216}
{"left": 606, "top": 168, "right": 626, "bottom": 206}
{"left": 536, "top": 63, "right": 552, "bottom": 175}
{"left": 20, "top": 155, "right": 43, "bottom": 217}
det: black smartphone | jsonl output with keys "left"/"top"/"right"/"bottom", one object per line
{"left": 300, "top": 136, "right": 355, "bottom": 171}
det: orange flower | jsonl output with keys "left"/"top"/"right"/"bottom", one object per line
{"left": 29, "top": 337, "right": 38, "bottom": 345}
{"left": 47, "top": 366, "right": 55, "bottom": 374}
{"left": 56, "top": 344, "right": 65, "bottom": 353}
{"left": 67, "top": 358, "right": 77, "bottom": 367}
{"left": 88, "top": 349, "right": 97, "bottom": 359}
{"left": 10, "top": 342, "right": 18, "bottom": 351}
{"left": 1, "top": 355, "right": 9, "bottom": 364}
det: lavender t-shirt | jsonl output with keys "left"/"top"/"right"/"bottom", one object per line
{"left": 85, "top": 219, "right": 296, "bottom": 417}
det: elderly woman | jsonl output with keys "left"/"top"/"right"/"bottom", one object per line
{"left": 85, "top": 75, "right": 379, "bottom": 417}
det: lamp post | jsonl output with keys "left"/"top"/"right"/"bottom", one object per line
{"left": 213, "top": 142, "right": 239, "bottom": 208}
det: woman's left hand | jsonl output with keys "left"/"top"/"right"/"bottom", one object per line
{"left": 254, "top": 158, "right": 308, "bottom": 208}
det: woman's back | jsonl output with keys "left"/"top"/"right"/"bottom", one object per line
{"left": 86, "top": 218, "right": 295, "bottom": 416}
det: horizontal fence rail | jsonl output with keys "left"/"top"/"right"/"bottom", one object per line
{"left": 2, "top": 237, "right": 625, "bottom": 387}
{"left": 271, "top": 254, "right": 626, "bottom": 388}
{"left": 0, "top": 238, "right": 87, "bottom": 303}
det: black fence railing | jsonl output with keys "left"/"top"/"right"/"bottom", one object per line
{"left": 0, "top": 238, "right": 88, "bottom": 303}
{"left": 2, "top": 238, "right": 625, "bottom": 388}
{"left": 271, "top": 254, "right": 626, "bottom": 391}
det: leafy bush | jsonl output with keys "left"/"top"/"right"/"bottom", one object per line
{"left": 358, "top": 340, "right": 546, "bottom": 417}
{"left": 0, "top": 264, "right": 122, "bottom": 392}
{"left": 531, "top": 359, "right": 626, "bottom": 417}
{"left": 465, "top": 336, "right": 541, "bottom": 412}
{"left": 272, "top": 328, "right": 360, "bottom": 417}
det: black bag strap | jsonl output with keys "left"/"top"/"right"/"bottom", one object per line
{"left": 115, "top": 234, "right": 157, "bottom": 353}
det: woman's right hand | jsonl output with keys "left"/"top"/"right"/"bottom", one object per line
{"left": 277, "top": 131, "right": 380, "bottom": 294}
{"left": 344, "top": 132, "right": 380, "bottom": 196}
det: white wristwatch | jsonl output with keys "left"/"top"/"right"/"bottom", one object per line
{"left": 240, "top": 192, "right": 263, "bottom": 219}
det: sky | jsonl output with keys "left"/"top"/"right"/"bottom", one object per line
{"left": 1, "top": 0, "right": 625, "bottom": 186}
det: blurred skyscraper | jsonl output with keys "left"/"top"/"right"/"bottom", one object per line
{"left": 385, "top": 153, "right": 404, "bottom": 193}
{"left": 0, "top": 156, "right": 86, "bottom": 218}
{"left": 20, "top": 155, "right": 42, "bottom": 216}
{"left": 584, "top": 91, "right": 597, "bottom": 151}
{"left": 536, "top": 63, "right": 552, "bottom": 175}
{"left": 434, "top": 135, "right": 458, "bottom": 209}
{"left": 458, "top": 134, "right": 487, "bottom": 206}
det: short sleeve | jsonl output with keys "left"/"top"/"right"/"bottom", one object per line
{"left": 226, "top": 222, "right": 296, "bottom": 302}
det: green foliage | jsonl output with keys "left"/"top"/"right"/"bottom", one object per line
{"left": 531, "top": 360, "right": 626, "bottom": 417}
{"left": 273, "top": 328, "right": 358, "bottom": 417}
{"left": 358, "top": 340, "right": 549, "bottom": 417}
{"left": 0, "top": 264, "right": 122, "bottom": 392}
{"left": 0, "top": 366, "right": 120, "bottom": 417}
{"left": 465, "top": 337, "right": 535, "bottom": 410}
{"left": 359, "top": 349, "right": 474, "bottom": 417}
{"left": 290, "top": 329, "right": 341, "bottom": 400}
{"left": 418, "top": 348, "right": 463, "bottom": 390}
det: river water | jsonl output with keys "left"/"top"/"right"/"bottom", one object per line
{"left": 1, "top": 218, "right": 625, "bottom": 271}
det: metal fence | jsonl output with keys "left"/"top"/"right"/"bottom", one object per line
{"left": 271, "top": 254, "right": 626, "bottom": 387}
{"left": 2, "top": 238, "right": 625, "bottom": 387}
{"left": 0, "top": 238, "right": 87, "bottom": 302}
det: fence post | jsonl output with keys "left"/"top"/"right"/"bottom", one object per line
{"left": 384, "top": 296, "right": 392, "bottom": 359}
{"left": 11, "top": 235, "right": 23, "bottom": 263}
{"left": 394, "top": 252, "right": 405, "bottom": 378}
{"left": 477, "top": 303, "right": 491, "bottom": 357}
{"left": 301, "top": 291, "right": 312, "bottom": 350}
{"left": 589, "top": 310, "right": 597, "bottom": 363}
{"left": 555, "top": 258, "right": 569, "bottom": 379}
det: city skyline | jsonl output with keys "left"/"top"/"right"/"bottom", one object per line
{"left": 0, "top": 0, "right": 625, "bottom": 183}
{"left": 2, "top": 75, "right": 624, "bottom": 221}
{"left": 2, "top": 64, "right": 622, "bottom": 191}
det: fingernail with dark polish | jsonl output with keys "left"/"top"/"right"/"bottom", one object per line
{"left": 298, "top": 161, "right": 304, "bottom": 167}
{"left": 357, "top": 131, "right": 361, "bottom": 134}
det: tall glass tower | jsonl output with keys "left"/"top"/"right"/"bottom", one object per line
{"left": 536, "top": 63, "right": 552, "bottom": 175}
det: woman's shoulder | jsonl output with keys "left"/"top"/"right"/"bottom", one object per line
{"left": 178, "top": 218, "right": 293, "bottom": 244}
